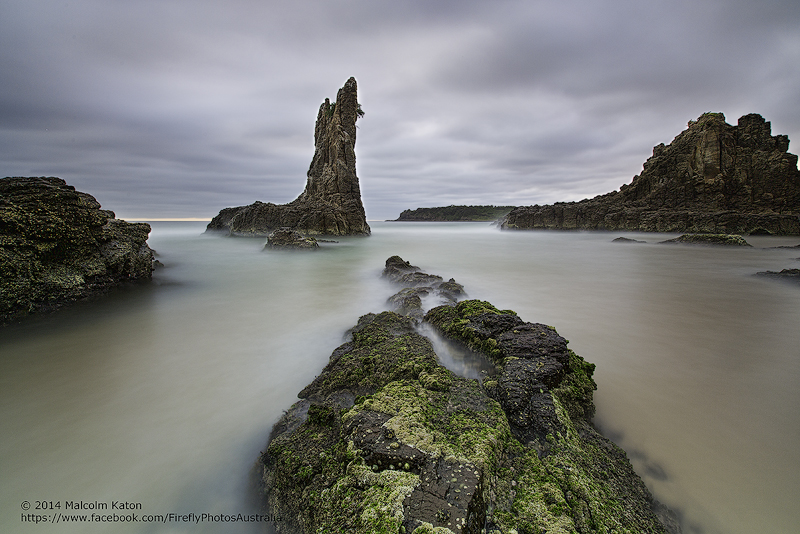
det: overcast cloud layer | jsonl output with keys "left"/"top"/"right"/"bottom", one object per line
{"left": 2, "top": 0, "right": 799, "bottom": 220}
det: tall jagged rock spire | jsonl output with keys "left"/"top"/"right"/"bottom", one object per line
{"left": 206, "top": 77, "right": 370, "bottom": 236}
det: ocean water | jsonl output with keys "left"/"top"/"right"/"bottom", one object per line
{"left": 2, "top": 221, "right": 799, "bottom": 534}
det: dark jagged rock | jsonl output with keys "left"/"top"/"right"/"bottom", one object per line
{"left": 503, "top": 113, "right": 800, "bottom": 235}
{"left": 659, "top": 233, "right": 752, "bottom": 246}
{"left": 207, "top": 77, "right": 370, "bottom": 237}
{"left": 254, "top": 257, "right": 675, "bottom": 534}
{"left": 382, "top": 255, "right": 466, "bottom": 319}
{"left": 0, "top": 177, "right": 155, "bottom": 325}
{"left": 264, "top": 228, "right": 319, "bottom": 250}
{"left": 394, "top": 205, "right": 516, "bottom": 222}
{"left": 755, "top": 268, "right": 800, "bottom": 282}
{"left": 613, "top": 236, "right": 647, "bottom": 243}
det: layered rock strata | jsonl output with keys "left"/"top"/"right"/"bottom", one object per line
{"left": 207, "top": 77, "right": 370, "bottom": 236}
{"left": 0, "top": 177, "right": 155, "bottom": 325}
{"left": 255, "top": 257, "right": 674, "bottom": 534}
{"left": 503, "top": 113, "right": 800, "bottom": 235}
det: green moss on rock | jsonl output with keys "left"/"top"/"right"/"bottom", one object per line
{"left": 1, "top": 177, "right": 155, "bottom": 325}
{"left": 258, "top": 289, "right": 671, "bottom": 533}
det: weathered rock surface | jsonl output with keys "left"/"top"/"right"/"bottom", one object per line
{"left": 659, "top": 233, "right": 752, "bottom": 246}
{"left": 207, "top": 77, "right": 370, "bottom": 237}
{"left": 503, "top": 113, "right": 800, "bottom": 235}
{"left": 255, "top": 257, "right": 674, "bottom": 534}
{"left": 382, "top": 255, "right": 465, "bottom": 319}
{"left": 264, "top": 228, "right": 319, "bottom": 250}
{"left": 0, "top": 177, "right": 155, "bottom": 325}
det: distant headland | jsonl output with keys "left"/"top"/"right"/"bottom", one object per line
{"left": 502, "top": 113, "right": 800, "bottom": 235}
{"left": 206, "top": 77, "right": 370, "bottom": 237}
{"left": 393, "top": 205, "right": 515, "bottom": 222}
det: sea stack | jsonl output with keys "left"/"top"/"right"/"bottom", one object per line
{"left": 0, "top": 177, "right": 155, "bottom": 325}
{"left": 502, "top": 113, "right": 800, "bottom": 235}
{"left": 206, "top": 77, "right": 371, "bottom": 236}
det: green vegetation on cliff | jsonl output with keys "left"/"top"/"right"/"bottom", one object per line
{"left": 395, "top": 205, "right": 515, "bottom": 222}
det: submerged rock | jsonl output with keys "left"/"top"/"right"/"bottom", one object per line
{"left": 264, "top": 228, "right": 319, "bottom": 250}
{"left": 0, "top": 176, "right": 155, "bottom": 325}
{"left": 207, "top": 77, "right": 370, "bottom": 237}
{"left": 612, "top": 236, "right": 647, "bottom": 243}
{"left": 659, "top": 233, "right": 752, "bottom": 246}
{"left": 503, "top": 113, "right": 800, "bottom": 235}
{"left": 255, "top": 257, "right": 674, "bottom": 534}
{"left": 755, "top": 268, "right": 800, "bottom": 282}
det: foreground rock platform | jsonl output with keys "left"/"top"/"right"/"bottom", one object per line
{"left": 255, "top": 257, "right": 675, "bottom": 534}
{"left": 503, "top": 113, "right": 800, "bottom": 235}
{"left": 207, "top": 77, "right": 370, "bottom": 237}
{"left": 0, "top": 177, "right": 155, "bottom": 325}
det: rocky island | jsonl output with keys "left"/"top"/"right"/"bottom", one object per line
{"left": 206, "top": 77, "right": 370, "bottom": 237}
{"left": 0, "top": 177, "right": 155, "bottom": 325}
{"left": 502, "top": 113, "right": 800, "bottom": 235}
{"left": 255, "top": 257, "right": 676, "bottom": 534}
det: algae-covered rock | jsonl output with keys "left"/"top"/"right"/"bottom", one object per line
{"left": 257, "top": 311, "right": 510, "bottom": 534}
{"left": 0, "top": 177, "right": 155, "bottom": 325}
{"left": 256, "top": 258, "right": 674, "bottom": 533}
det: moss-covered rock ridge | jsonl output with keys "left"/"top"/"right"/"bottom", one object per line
{"left": 255, "top": 257, "right": 676, "bottom": 533}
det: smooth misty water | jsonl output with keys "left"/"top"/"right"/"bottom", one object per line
{"left": 2, "top": 221, "right": 799, "bottom": 534}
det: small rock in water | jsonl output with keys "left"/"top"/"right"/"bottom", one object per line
{"left": 264, "top": 228, "right": 319, "bottom": 249}
{"left": 612, "top": 237, "right": 647, "bottom": 243}
{"left": 659, "top": 233, "right": 751, "bottom": 246}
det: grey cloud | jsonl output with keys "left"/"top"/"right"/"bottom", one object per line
{"left": 2, "top": 0, "right": 798, "bottom": 220}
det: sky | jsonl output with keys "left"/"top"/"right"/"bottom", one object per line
{"left": 2, "top": 0, "right": 799, "bottom": 221}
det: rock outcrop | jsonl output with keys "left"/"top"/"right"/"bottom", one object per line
{"left": 0, "top": 177, "right": 155, "bottom": 325}
{"left": 264, "top": 228, "right": 319, "bottom": 250}
{"left": 254, "top": 257, "right": 675, "bottom": 534}
{"left": 659, "top": 233, "right": 752, "bottom": 246}
{"left": 206, "top": 77, "right": 370, "bottom": 237}
{"left": 756, "top": 268, "right": 800, "bottom": 282}
{"left": 502, "top": 113, "right": 800, "bottom": 235}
